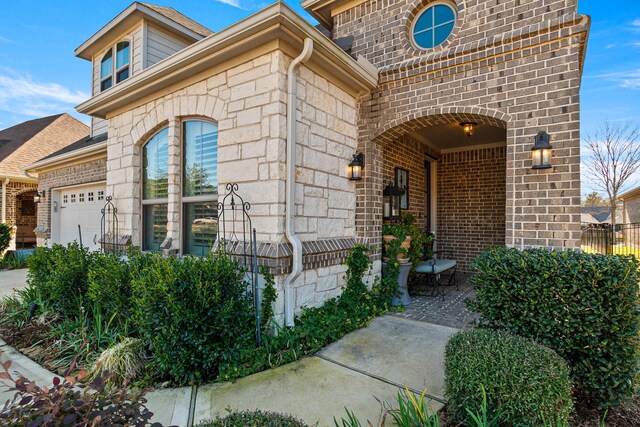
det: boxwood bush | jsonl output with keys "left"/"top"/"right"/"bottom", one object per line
{"left": 132, "top": 251, "right": 254, "bottom": 384}
{"left": 26, "top": 242, "right": 94, "bottom": 317}
{"left": 469, "top": 248, "right": 640, "bottom": 409}
{"left": 444, "top": 329, "right": 573, "bottom": 426}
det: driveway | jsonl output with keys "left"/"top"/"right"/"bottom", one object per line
{"left": 0, "top": 269, "right": 28, "bottom": 299}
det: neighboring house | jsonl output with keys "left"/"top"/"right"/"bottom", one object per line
{"left": 620, "top": 187, "right": 640, "bottom": 225}
{"left": 581, "top": 206, "right": 611, "bottom": 224}
{"left": 0, "top": 114, "right": 89, "bottom": 250}
{"left": 26, "top": 1, "right": 589, "bottom": 323}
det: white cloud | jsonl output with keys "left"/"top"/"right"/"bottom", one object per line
{"left": 212, "top": 0, "right": 250, "bottom": 10}
{"left": 632, "top": 18, "right": 640, "bottom": 27}
{"left": 595, "top": 70, "right": 640, "bottom": 90}
{"left": 0, "top": 72, "right": 89, "bottom": 118}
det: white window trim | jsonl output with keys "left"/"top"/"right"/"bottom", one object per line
{"left": 99, "top": 38, "right": 131, "bottom": 92}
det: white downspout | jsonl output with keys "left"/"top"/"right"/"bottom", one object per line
{"left": 1, "top": 178, "right": 9, "bottom": 223}
{"left": 284, "top": 38, "right": 314, "bottom": 327}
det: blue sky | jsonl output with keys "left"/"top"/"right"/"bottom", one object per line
{"left": 0, "top": 0, "right": 638, "bottom": 194}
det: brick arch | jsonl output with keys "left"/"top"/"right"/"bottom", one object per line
{"left": 372, "top": 106, "right": 511, "bottom": 145}
{"left": 13, "top": 187, "right": 37, "bottom": 197}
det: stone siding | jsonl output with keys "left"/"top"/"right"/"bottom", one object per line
{"left": 437, "top": 146, "right": 506, "bottom": 272}
{"left": 35, "top": 158, "right": 107, "bottom": 245}
{"left": 105, "top": 48, "right": 360, "bottom": 313}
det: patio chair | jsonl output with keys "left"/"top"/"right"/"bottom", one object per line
{"left": 414, "top": 241, "right": 458, "bottom": 300}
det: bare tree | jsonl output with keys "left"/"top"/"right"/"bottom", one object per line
{"left": 584, "top": 121, "right": 640, "bottom": 228}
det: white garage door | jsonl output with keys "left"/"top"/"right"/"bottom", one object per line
{"left": 56, "top": 184, "right": 106, "bottom": 251}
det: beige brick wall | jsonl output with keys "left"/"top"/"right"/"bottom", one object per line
{"left": 35, "top": 158, "right": 107, "bottom": 245}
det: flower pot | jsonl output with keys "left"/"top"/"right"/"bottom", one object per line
{"left": 382, "top": 235, "right": 412, "bottom": 263}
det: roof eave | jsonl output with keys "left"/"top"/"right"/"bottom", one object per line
{"left": 24, "top": 142, "right": 108, "bottom": 173}
{"left": 76, "top": 2, "right": 378, "bottom": 118}
{"left": 75, "top": 2, "right": 205, "bottom": 60}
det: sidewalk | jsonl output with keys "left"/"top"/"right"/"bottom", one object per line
{"left": 0, "top": 269, "right": 28, "bottom": 299}
{"left": 0, "top": 316, "right": 457, "bottom": 426}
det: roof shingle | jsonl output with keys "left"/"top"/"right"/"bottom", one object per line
{"left": 140, "top": 3, "right": 213, "bottom": 37}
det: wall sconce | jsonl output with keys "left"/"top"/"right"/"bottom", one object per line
{"left": 531, "top": 131, "right": 552, "bottom": 169}
{"left": 460, "top": 122, "right": 477, "bottom": 137}
{"left": 383, "top": 182, "right": 404, "bottom": 220}
{"left": 348, "top": 153, "right": 365, "bottom": 181}
{"left": 33, "top": 190, "right": 45, "bottom": 204}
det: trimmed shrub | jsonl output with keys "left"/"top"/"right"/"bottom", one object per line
{"left": 0, "top": 222, "right": 12, "bottom": 254}
{"left": 26, "top": 243, "right": 94, "bottom": 317}
{"left": 132, "top": 251, "right": 254, "bottom": 384}
{"left": 469, "top": 248, "right": 640, "bottom": 409}
{"left": 444, "top": 329, "right": 573, "bottom": 426}
{"left": 199, "top": 410, "right": 310, "bottom": 427}
{"left": 87, "top": 251, "right": 151, "bottom": 332}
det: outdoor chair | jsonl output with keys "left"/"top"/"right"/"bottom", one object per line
{"left": 414, "top": 241, "right": 458, "bottom": 300}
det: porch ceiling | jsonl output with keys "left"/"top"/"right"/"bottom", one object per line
{"left": 411, "top": 122, "right": 506, "bottom": 152}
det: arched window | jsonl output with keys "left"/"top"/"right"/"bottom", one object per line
{"left": 99, "top": 41, "right": 130, "bottom": 92}
{"left": 182, "top": 120, "right": 218, "bottom": 256}
{"left": 412, "top": 3, "right": 456, "bottom": 49}
{"left": 142, "top": 128, "right": 169, "bottom": 251}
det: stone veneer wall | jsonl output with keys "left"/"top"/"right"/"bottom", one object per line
{"left": 105, "top": 48, "right": 360, "bottom": 313}
{"left": 338, "top": 0, "right": 587, "bottom": 258}
{"left": 34, "top": 158, "right": 107, "bottom": 246}
{"left": 437, "top": 146, "right": 506, "bottom": 272}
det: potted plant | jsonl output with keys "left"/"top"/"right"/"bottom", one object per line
{"left": 382, "top": 222, "right": 411, "bottom": 263}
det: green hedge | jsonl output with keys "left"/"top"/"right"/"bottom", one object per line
{"left": 199, "top": 410, "right": 310, "bottom": 427}
{"left": 469, "top": 248, "right": 640, "bottom": 409}
{"left": 0, "top": 222, "right": 12, "bottom": 254}
{"left": 444, "top": 329, "right": 573, "bottom": 426}
{"left": 26, "top": 243, "right": 94, "bottom": 317}
{"left": 132, "top": 251, "right": 254, "bottom": 384}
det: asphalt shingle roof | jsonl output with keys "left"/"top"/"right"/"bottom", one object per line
{"left": 140, "top": 3, "right": 213, "bottom": 37}
{"left": 0, "top": 114, "right": 63, "bottom": 164}
{"left": 40, "top": 133, "right": 108, "bottom": 161}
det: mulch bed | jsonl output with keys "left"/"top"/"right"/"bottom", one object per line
{"left": 0, "top": 319, "right": 65, "bottom": 375}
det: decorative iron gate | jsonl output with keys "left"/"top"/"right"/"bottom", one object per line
{"left": 100, "top": 196, "right": 120, "bottom": 254}
{"left": 216, "top": 183, "right": 262, "bottom": 345}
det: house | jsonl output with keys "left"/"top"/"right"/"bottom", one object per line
{"left": 26, "top": 1, "right": 589, "bottom": 324}
{"left": 620, "top": 187, "right": 640, "bottom": 225}
{"left": 0, "top": 114, "right": 88, "bottom": 250}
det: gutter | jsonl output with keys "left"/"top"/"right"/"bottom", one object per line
{"left": 24, "top": 141, "right": 108, "bottom": 173}
{"left": 284, "top": 38, "right": 314, "bottom": 327}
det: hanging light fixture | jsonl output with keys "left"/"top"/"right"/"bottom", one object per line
{"left": 33, "top": 190, "right": 45, "bottom": 204}
{"left": 531, "top": 131, "right": 553, "bottom": 169}
{"left": 459, "top": 122, "right": 477, "bottom": 137}
{"left": 347, "top": 153, "right": 365, "bottom": 181}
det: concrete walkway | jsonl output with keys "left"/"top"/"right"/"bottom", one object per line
{"left": 0, "top": 269, "right": 28, "bottom": 299}
{"left": 0, "top": 315, "right": 457, "bottom": 426}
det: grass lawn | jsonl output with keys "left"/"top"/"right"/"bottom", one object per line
{"left": 581, "top": 244, "right": 640, "bottom": 257}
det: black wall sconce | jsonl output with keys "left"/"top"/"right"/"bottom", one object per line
{"left": 348, "top": 152, "right": 365, "bottom": 181}
{"left": 383, "top": 182, "right": 404, "bottom": 220}
{"left": 33, "top": 190, "right": 45, "bottom": 204}
{"left": 531, "top": 131, "right": 552, "bottom": 169}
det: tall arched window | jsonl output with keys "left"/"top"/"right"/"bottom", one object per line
{"left": 142, "top": 128, "right": 169, "bottom": 251}
{"left": 100, "top": 41, "right": 130, "bottom": 92}
{"left": 182, "top": 120, "right": 218, "bottom": 256}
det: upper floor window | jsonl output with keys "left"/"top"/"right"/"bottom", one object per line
{"left": 412, "top": 3, "right": 456, "bottom": 49}
{"left": 100, "top": 41, "right": 130, "bottom": 92}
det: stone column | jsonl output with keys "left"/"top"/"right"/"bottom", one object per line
{"left": 165, "top": 118, "right": 182, "bottom": 253}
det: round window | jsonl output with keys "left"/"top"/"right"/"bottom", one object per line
{"left": 412, "top": 3, "right": 456, "bottom": 49}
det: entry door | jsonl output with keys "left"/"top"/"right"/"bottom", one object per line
{"left": 57, "top": 184, "right": 106, "bottom": 251}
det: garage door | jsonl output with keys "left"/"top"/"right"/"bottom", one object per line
{"left": 57, "top": 184, "right": 106, "bottom": 251}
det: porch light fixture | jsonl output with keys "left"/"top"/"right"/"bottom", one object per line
{"left": 531, "top": 131, "right": 552, "bottom": 169}
{"left": 383, "top": 182, "right": 404, "bottom": 220}
{"left": 460, "top": 122, "right": 477, "bottom": 137}
{"left": 33, "top": 190, "right": 45, "bottom": 204}
{"left": 348, "top": 152, "right": 365, "bottom": 181}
